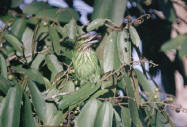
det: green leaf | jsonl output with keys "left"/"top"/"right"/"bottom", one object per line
{"left": 0, "top": 54, "right": 8, "bottom": 79}
{"left": 49, "top": 25, "right": 61, "bottom": 55}
{"left": 45, "top": 103, "right": 64, "bottom": 125}
{"left": 122, "top": 72, "right": 143, "bottom": 127}
{"left": 129, "top": 26, "right": 141, "bottom": 48}
{"left": 86, "top": 18, "right": 105, "bottom": 32}
{"left": 28, "top": 80, "right": 47, "bottom": 123}
{"left": 63, "top": 19, "right": 77, "bottom": 41}
{"left": 0, "top": 85, "right": 23, "bottom": 127}
{"left": 179, "top": 41, "right": 187, "bottom": 58}
{"left": 36, "top": 8, "right": 79, "bottom": 23}
{"left": 31, "top": 54, "right": 45, "bottom": 70}
{"left": 10, "top": 18, "right": 27, "bottom": 39}
{"left": 61, "top": 80, "right": 75, "bottom": 93}
{"left": 58, "top": 83, "right": 100, "bottom": 111}
{"left": 110, "top": 0, "right": 127, "bottom": 25}
{"left": 121, "top": 106, "right": 131, "bottom": 127}
{"left": 45, "top": 54, "right": 63, "bottom": 81}
{"left": 117, "top": 29, "right": 131, "bottom": 64}
{"left": 103, "top": 31, "right": 117, "bottom": 73}
{"left": 74, "top": 99, "right": 101, "bottom": 127}
{"left": 14, "top": 66, "right": 45, "bottom": 84}
{"left": 113, "top": 108, "right": 122, "bottom": 127}
{"left": 3, "top": 34, "right": 23, "bottom": 54}
{"left": 23, "top": 2, "right": 53, "bottom": 15}
{"left": 134, "top": 69, "right": 157, "bottom": 99}
{"left": 0, "top": 76, "right": 11, "bottom": 95}
{"left": 22, "top": 27, "right": 34, "bottom": 63}
{"left": 92, "top": 0, "right": 113, "bottom": 20}
{"left": 91, "top": 89, "right": 109, "bottom": 99}
{"left": 161, "top": 34, "right": 187, "bottom": 51}
{"left": 22, "top": 93, "right": 37, "bottom": 127}
{"left": 95, "top": 101, "right": 113, "bottom": 127}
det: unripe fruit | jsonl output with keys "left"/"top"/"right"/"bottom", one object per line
{"left": 8, "top": 74, "right": 14, "bottom": 80}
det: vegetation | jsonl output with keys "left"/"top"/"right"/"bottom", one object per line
{"left": 0, "top": 0, "right": 187, "bottom": 127}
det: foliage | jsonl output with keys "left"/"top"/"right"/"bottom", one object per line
{"left": 0, "top": 0, "right": 186, "bottom": 127}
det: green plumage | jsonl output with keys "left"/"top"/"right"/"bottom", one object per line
{"left": 72, "top": 39, "right": 101, "bottom": 83}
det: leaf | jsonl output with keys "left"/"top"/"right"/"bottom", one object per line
{"left": 91, "top": 89, "right": 109, "bottom": 99}
{"left": 122, "top": 72, "right": 143, "bottom": 127}
{"left": 63, "top": 19, "right": 77, "bottom": 41}
{"left": 129, "top": 26, "right": 141, "bottom": 47}
{"left": 96, "top": 33, "right": 108, "bottom": 68}
{"left": 121, "top": 106, "right": 131, "bottom": 127}
{"left": 28, "top": 80, "right": 47, "bottom": 123}
{"left": 36, "top": 8, "right": 80, "bottom": 23}
{"left": 45, "top": 54, "right": 63, "bottom": 81}
{"left": 103, "top": 31, "right": 117, "bottom": 73}
{"left": 161, "top": 34, "right": 187, "bottom": 51}
{"left": 45, "top": 103, "right": 64, "bottom": 125}
{"left": 117, "top": 29, "right": 131, "bottom": 64}
{"left": 49, "top": 25, "right": 61, "bottom": 55}
{"left": 0, "top": 85, "right": 23, "bottom": 127}
{"left": 0, "top": 54, "right": 8, "bottom": 79}
{"left": 23, "top": 2, "right": 53, "bottom": 15}
{"left": 3, "top": 34, "right": 23, "bottom": 54}
{"left": 179, "top": 41, "right": 187, "bottom": 58}
{"left": 61, "top": 80, "right": 75, "bottom": 93}
{"left": 14, "top": 66, "right": 45, "bottom": 84}
{"left": 58, "top": 83, "right": 100, "bottom": 111}
{"left": 110, "top": 0, "right": 127, "bottom": 25}
{"left": 0, "top": 76, "right": 11, "bottom": 95}
{"left": 74, "top": 99, "right": 101, "bottom": 127}
{"left": 10, "top": 18, "right": 27, "bottom": 39}
{"left": 113, "top": 108, "right": 122, "bottom": 127}
{"left": 22, "top": 27, "right": 34, "bottom": 63}
{"left": 134, "top": 69, "right": 157, "bottom": 99}
{"left": 31, "top": 54, "right": 45, "bottom": 70}
{"left": 21, "top": 93, "right": 37, "bottom": 127}
{"left": 92, "top": 0, "right": 113, "bottom": 20}
{"left": 86, "top": 18, "right": 105, "bottom": 32}
{"left": 95, "top": 101, "right": 113, "bottom": 127}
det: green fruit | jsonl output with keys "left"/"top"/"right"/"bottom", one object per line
{"left": 8, "top": 74, "right": 14, "bottom": 80}
{"left": 72, "top": 40, "right": 101, "bottom": 83}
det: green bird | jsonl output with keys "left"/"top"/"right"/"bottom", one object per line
{"left": 72, "top": 33, "right": 101, "bottom": 83}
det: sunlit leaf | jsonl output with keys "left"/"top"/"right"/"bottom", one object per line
{"left": 28, "top": 80, "right": 47, "bottom": 123}
{"left": 49, "top": 25, "right": 61, "bottom": 55}
{"left": 103, "top": 31, "right": 118, "bottom": 72}
{"left": 11, "top": 18, "right": 27, "bottom": 39}
{"left": 22, "top": 27, "right": 34, "bottom": 63}
{"left": 58, "top": 83, "right": 100, "bottom": 111}
{"left": 117, "top": 29, "right": 131, "bottom": 64}
{"left": 110, "top": 0, "right": 127, "bottom": 25}
{"left": 95, "top": 101, "right": 113, "bottom": 127}
{"left": 161, "top": 34, "right": 187, "bottom": 51}
{"left": 0, "top": 85, "right": 23, "bottom": 127}
{"left": 45, "top": 54, "right": 63, "bottom": 81}
{"left": 121, "top": 106, "right": 131, "bottom": 127}
{"left": 74, "top": 99, "right": 101, "bottom": 127}
{"left": 92, "top": 0, "right": 113, "bottom": 19}
{"left": 129, "top": 26, "right": 141, "bottom": 48}
{"left": 3, "top": 34, "right": 23, "bottom": 54}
